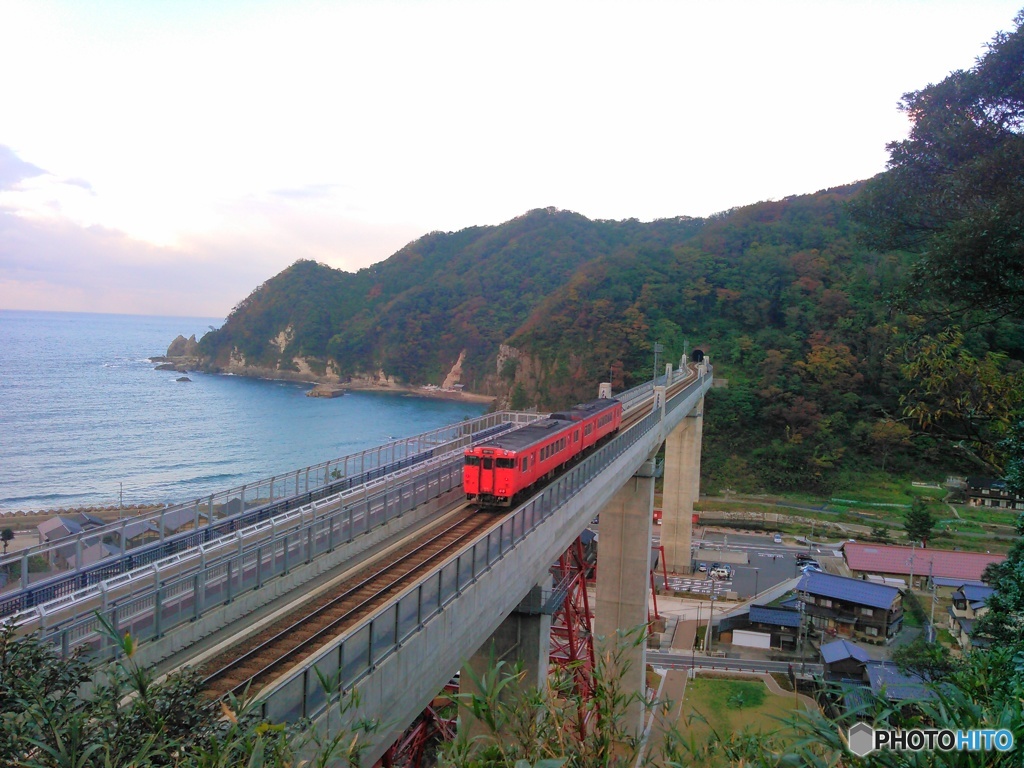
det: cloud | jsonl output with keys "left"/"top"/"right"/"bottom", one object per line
{"left": 0, "top": 143, "right": 426, "bottom": 317}
{"left": 0, "top": 209, "right": 275, "bottom": 317}
{"left": 0, "top": 189, "right": 425, "bottom": 317}
{"left": 269, "top": 183, "right": 343, "bottom": 200}
{"left": 0, "top": 144, "right": 47, "bottom": 189}
{"left": 63, "top": 177, "right": 94, "bottom": 192}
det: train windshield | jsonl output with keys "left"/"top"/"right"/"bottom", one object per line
{"left": 465, "top": 456, "right": 480, "bottom": 466}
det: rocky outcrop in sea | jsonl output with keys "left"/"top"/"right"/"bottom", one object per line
{"left": 151, "top": 334, "right": 203, "bottom": 373}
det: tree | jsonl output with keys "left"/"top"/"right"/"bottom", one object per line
{"left": 904, "top": 497, "right": 937, "bottom": 547}
{"left": 850, "top": 10, "right": 1024, "bottom": 323}
{"left": 0, "top": 528, "right": 12, "bottom": 555}
{"left": 1003, "top": 417, "right": 1024, "bottom": 498}
{"left": 0, "top": 621, "right": 378, "bottom": 767}
{"left": 977, "top": 513, "right": 1024, "bottom": 647}
{"left": 898, "top": 328, "right": 1024, "bottom": 471}
{"left": 891, "top": 635, "right": 955, "bottom": 681}
{"left": 868, "top": 419, "right": 912, "bottom": 472}
{"left": 869, "top": 524, "right": 891, "bottom": 542}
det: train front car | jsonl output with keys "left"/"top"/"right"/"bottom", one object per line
{"left": 463, "top": 397, "right": 622, "bottom": 508}
{"left": 464, "top": 415, "right": 573, "bottom": 507}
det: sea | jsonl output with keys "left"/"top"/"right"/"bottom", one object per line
{"left": 0, "top": 310, "right": 488, "bottom": 513}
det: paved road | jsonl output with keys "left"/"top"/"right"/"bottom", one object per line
{"left": 648, "top": 649, "right": 823, "bottom": 677}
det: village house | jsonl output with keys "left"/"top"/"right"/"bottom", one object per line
{"left": 965, "top": 477, "right": 1024, "bottom": 510}
{"left": 746, "top": 604, "right": 802, "bottom": 650}
{"left": 798, "top": 571, "right": 904, "bottom": 643}
{"left": 843, "top": 542, "right": 1004, "bottom": 591}
{"left": 947, "top": 583, "right": 996, "bottom": 652}
{"left": 820, "top": 638, "right": 871, "bottom": 682}
{"left": 36, "top": 512, "right": 106, "bottom": 568}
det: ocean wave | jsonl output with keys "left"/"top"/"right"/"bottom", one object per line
{"left": 187, "top": 473, "right": 245, "bottom": 484}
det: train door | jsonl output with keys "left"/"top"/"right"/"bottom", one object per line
{"left": 479, "top": 449, "right": 496, "bottom": 496}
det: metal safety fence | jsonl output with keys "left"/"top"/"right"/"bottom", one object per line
{"left": 1, "top": 411, "right": 540, "bottom": 592}
{"left": 22, "top": 454, "right": 467, "bottom": 657}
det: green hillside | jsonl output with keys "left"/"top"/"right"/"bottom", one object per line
{"left": 195, "top": 185, "right": 1023, "bottom": 495}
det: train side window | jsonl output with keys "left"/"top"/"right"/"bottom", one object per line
{"left": 465, "top": 456, "right": 480, "bottom": 466}
{"left": 574, "top": 430, "right": 579, "bottom": 443}
{"left": 496, "top": 458, "right": 515, "bottom": 469}
{"left": 482, "top": 458, "right": 494, "bottom": 469}
{"left": 521, "top": 457, "right": 529, "bottom": 472}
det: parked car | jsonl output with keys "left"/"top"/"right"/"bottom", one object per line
{"left": 697, "top": 562, "right": 708, "bottom": 572}
{"left": 801, "top": 564, "right": 823, "bottom": 573}
{"left": 773, "top": 533, "right": 783, "bottom": 544}
{"left": 710, "top": 566, "right": 731, "bottom": 579}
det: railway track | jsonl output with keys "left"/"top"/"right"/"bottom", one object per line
{"left": 200, "top": 505, "right": 497, "bottom": 700}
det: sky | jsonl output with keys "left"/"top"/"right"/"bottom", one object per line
{"left": 1, "top": 0, "right": 1021, "bottom": 318}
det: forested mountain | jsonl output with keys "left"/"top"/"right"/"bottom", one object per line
{"left": 198, "top": 207, "right": 703, "bottom": 388}
{"left": 195, "top": 184, "right": 1023, "bottom": 494}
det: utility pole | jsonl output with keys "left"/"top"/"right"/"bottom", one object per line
{"left": 694, "top": 602, "right": 701, "bottom": 671}
{"left": 928, "top": 561, "right": 937, "bottom": 641}
{"left": 706, "top": 595, "right": 717, "bottom": 653}
{"left": 119, "top": 482, "right": 123, "bottom": 518}
{"left": 908, "top": 540, "right": 917, "bottom": 590}
{"left": 652, "top": 342, "right": 664, "bottom": 382}
{"left": 797, "top": 588, "right": 808, "bottom": 673}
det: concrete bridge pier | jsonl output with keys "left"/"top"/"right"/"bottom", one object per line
{"left": 660, "top": 395, "right": 703, "bottom": 574}
{"left": 594, "top": 458, "right": 656, "bottom": 738}
{"left": 460, "top": 580, "right": 552, "bottom": 740}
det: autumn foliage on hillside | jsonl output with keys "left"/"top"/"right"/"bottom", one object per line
{"left": 198, "top": 183, "right": 1022, "bottom": 493}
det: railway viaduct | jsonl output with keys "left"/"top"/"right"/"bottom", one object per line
{"left": 307, "top": 361, "right": 711, "bottom": 761}
{"left": 6, "top": 360, "right": 711, "bottom": 764}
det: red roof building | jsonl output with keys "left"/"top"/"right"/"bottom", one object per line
{"left": 843, "top": 542, "right": 1004, "bottom": 587}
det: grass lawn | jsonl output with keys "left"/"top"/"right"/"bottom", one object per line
{"left": 678, "top": 676, "right": 801, "bottom": 745}
{"left": 949, "top": 505, "right": 1020, "bottom": 527}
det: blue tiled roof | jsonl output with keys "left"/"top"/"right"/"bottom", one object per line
{"left": 865, "top": 662, "right": 933, "bottom": 701}
{"left": 957, "top": 584, "right": 995, "bottom": 605}
{"left": 799, "top": 571, "right": 900, "bottom": 610}
{"left": 749, "top": 605, "right": 801, "bottom": 628}
{"left": 821, "top": 639, "right": 870, "bottom": 664}
{"left": 932, "top": 576, "right": 985, "bottom": 588}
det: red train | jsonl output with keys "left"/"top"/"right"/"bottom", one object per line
{"left": 463, "top": 397, "right": 623, "bottom": 507}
